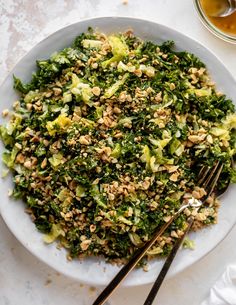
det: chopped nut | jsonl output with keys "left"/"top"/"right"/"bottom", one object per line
{"left": 45, "top": 91, "right": 52, "bottom": 98}
{"left": 133, "top": 69, "right": 142, "bottom": 77}
{"left": 92, "top": 86, "right": 101, "bottom": 96}
{"left": 26, "top": 103, "right": 33, "bottom": 111}
{"left": 171, "top": 230, "right": 178, "bottom": 238}
{"left": 15, "top": 143, "right": 22, "bottom": 150}
{"left": 90, "top": 225, "right": 96, "bottom": 232}
{"left": 78, "top": 135, "right": 91, "bottom": 145}
{"left": 192, "top": 187, "right": 206, "bottom": 199}
{"left": 108, "top": 193, "right": 115, "bottom": 201}
{"left": 169, "top": 172, "right": 179, "bottom": 182}
{"left": 31, "top": 157, "right": 38, "bottom": 166}
{"left": 43, "top": 139, "right": 50, "bottom": 147}
{"left": 23, "top": 160, "right": 32, "bottom": 169}
{"left": 142, "top": 179, "right": 150, "bottom": 190}
{"left": 2, "top": 109, "right": 9, "bottom": 117}
{"left": 16, "top": 153, "right": 25, "bottom": 164}
{"left": 53, "top": 87, "right": 62, "bottom": 96}
{"left": 113, "top": 107, "right": 121, "bottom": 114}
{"left": 114, "top": 132, "right": 123, "bottom": 138}
{"left": 195, "top": 213, "right": 207, "bottom": 221}
{"left": 163, "top": 216, "right": 171, "bottom": 222}
{"left": 80, "top": 239, "right": 92, "bottom": 251}
{"left": 41, "top": 158, "right": 47, "bottom": 169}
{"left": 206, "top": 134, "right": 213, "bottom": 144}
{"left": 91, "top": 62, "right": 98, "bottom": 69}
{"left": 188, "top": 134, "right": 206, "bottom": 144}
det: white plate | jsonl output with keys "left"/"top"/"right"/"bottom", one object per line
{"left": 0, "top": 17, "right": 236, "bottom": 287}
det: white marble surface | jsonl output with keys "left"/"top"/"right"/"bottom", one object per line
{"left": 0, "top": 0, "right": 236, "bottom": 304}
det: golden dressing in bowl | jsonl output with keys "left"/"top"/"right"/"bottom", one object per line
{"left": 200, "top": 0, "right": 236, "bottom": 35}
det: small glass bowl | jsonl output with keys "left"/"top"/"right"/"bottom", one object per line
{"left": 194, "top": 0, "right": 236, "bottom": 44}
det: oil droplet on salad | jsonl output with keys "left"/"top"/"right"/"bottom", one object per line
{"left": 200, "top": 0, "right": 236, "bottom": 35}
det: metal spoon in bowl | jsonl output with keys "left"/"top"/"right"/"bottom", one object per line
{"left": 210, "top": 0, "right": 236, "bottom": 17}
